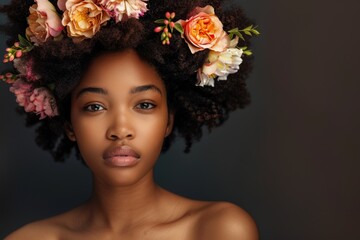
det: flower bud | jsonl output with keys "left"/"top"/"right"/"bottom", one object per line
{"left": 171, "top": 12, "right": 176, "bottom": 19}
{"left": 14, "top": 42, "right": 20, "bottom": 48}
{"left": 164, "top": 27, "right": 168, "bottom": 33}
{"left": 3, "top": 59, "right": 9, "bottom": 63}
{"left": 154, "top": 26, "right": 163, "bottom": 33}
{"left": 0, "top": 75, "right": 4, "bottom": 80}
{"left": 6, "top": 48, "right": 11, "bottom": 52}
{"left": 9, "top": 55, "right": 15, "bottom": 61}
{"left": 165, "top": 12, "right": 171, "bottom": 19}
{"left": 162, "top": 39, "right": 167, "bottom": 45}
{"left": 170, "top": 22, "right": 175, "bottom": 28}
{"left": 168, "top": 33, "right": 172, "bottom": 38}
{"left": 5, "top": 73, "right": 13, "bottom": 78}
{"left": 164, "top": 19, "right": 169, "bottom": 25}
{"left": 16, "top": 50, "right": 22, "bottom": 58}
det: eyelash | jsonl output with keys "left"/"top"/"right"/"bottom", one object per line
{"left": 83, "top": 102, "right": 156, "bottom": 112}
{"left": 135, "top": 102, "right": 156, "bottom": 110}
{"left": 83, "top": 103, "right": 105, "bottom": 112}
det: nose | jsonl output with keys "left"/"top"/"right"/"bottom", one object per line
{"left": 106, "top": 110, "right": 135, "bottom": 141}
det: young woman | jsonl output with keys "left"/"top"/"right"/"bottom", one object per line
{"left": 1, "top": 0, "right": 259, "bottom": 239}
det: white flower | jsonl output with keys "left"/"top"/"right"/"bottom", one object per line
{"left": 196, "top": 70, "right": 215, "bottom": 87}
{"left": 196, "top": 37, "right": 244, "bottom": 87}
{"left": 99, "top": 0, "right": 148, "bottom": 22}
{"left": 215, "top": 47, "right": 243, "bottom": 80}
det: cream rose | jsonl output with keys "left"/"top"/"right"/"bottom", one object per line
{"left": 61, "top": 0, "right": 110, "bottom": 41}
{"left": 26, "top": 0, "right": 63, "bottom": 45}
{"left": 177, "top": 5, "right": 229, "bottom": 54}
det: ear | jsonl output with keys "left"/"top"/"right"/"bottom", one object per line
{"left": 165, "top": 111, "right": 174, "bottom": 137}
{"left": 64, "top": 122, "right": 76, "bottom": 142}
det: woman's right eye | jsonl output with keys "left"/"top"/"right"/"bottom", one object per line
{"left": 84, "top": 104, "right": 105, "bottom": 112}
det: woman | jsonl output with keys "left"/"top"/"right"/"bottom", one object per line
{"left": 1, "top": 0, "right": 259, "bottom": 238}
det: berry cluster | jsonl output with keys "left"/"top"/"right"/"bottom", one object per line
{"left": 154, "top": 12, "right": 183, "bottom": 45}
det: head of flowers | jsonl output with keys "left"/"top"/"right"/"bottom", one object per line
{"left": 1, "top": 1, "right": 259, "bottom": 120}
{"left": 154, "top": 5, "right": 260, "bottom": 87}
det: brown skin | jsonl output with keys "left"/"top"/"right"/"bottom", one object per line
{"left": 5, "top": 50, "right": 258, "bottom": 240}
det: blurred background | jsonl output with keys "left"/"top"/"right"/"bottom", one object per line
{"left": 1, "top": 0, "right": 359, "bottom": 239}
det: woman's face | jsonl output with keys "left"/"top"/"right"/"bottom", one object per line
{"left": 69, "top": 50, "right": 173, "bottom": 186}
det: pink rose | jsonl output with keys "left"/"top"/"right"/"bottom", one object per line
{"left": 10, "top": 79, "right": 33, "bottom": 108}
{"left": 26, "top": 0, "right": 63, "bottom": 44}
{"left": 29, "top": 88, "right": 59, "bottom": 119}
{"left": 10, "top": 80, "right": 58, "bottom": 119}
{"left": 177, "top": 5, "right": 229, "bottom": 54}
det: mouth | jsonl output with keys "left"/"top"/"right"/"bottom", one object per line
{"left": 103, "top": 145, "right": 141, "bottom": 167}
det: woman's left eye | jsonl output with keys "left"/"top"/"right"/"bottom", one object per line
{"left": 135, "top": 102, "right": 156, "bottom": 110}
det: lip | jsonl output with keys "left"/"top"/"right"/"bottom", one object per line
{"left": 103, "top": 145, "right": 141, "bottom": 167}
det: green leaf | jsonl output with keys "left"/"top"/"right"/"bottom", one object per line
{"left": 245, "top": 25, "right": 254, "bottom": 30}
{"left": 174, "top": 22, "right": 184, "bottom": 34}
{"left": 18, "top": 34, "right": 30, "bottom": 47}
{"left": 244, "top": 31, "right": 252, "bottom": 36}
{"left": 228, "top": 28, "right": 239, "bottom": 33}
{"left": 243, "top": 50, "right": 253, "bottom": 56}
{"left": 154, "top": 19, "right": 165, "bottom": 24}
{"left": 252, "top": 29, "right": 260, "bottom": 35}
{"left": 235, "top": 32, "right": 245, "bottom": 41}
{"left": 161, "top": 32, "right": 167, "bottom": 41}
{"left": 229, "top": 33, "right": 234, "bottom": 40}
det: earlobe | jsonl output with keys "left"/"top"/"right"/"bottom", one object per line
{"left": 64, "top": 122, "right": 76, "bottom": 142}
{"left": 165, "top": 112, "right": 174, "bottom": 137}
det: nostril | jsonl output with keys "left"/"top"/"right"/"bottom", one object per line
{"left": 110, "top": 134, "right": 118, "bottom": 140}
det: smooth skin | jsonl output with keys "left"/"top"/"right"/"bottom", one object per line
{"left": 5, "top": 50, "right": 258, "bottom": 240}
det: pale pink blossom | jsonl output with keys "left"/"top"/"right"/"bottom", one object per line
{"left": 99, "top": 0, "right": 148, "bottom": 22}
{"left": 10, "top": 80, "right": 58, "bottom": 119}
{"left": 26, "top": 0, "right": 63, "bottom": 44}
{"left": 29, "top": 87, "right": 59, "bottom": 119}
{"left": 10, "top": 79, "right": 33, "bottom": 108}
{"left": 177, "top": 5, "right": 229, "bottom": 54}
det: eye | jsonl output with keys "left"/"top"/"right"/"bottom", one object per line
{"left": 84, "top": 103, "right": 105, "bottom": 112}
{"left": 135, "top": 102, "right": 156, "bottom": 110}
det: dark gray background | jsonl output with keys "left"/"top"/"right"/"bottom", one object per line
{"left": 1, "top": 0, "right": 359, "bottom": 239}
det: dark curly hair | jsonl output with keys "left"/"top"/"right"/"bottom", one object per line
{"left": 0, "top": 0, "right": 255, "bottom": 162}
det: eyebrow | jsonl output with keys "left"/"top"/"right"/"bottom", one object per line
{"left": 130, "top": 84, "right": 162, "bottom": 96}
{"left": 76, "top": 87, "right": 108, "bottom": 99}
{"left": 75, "top": 84, "right": 162, "bottom": 99}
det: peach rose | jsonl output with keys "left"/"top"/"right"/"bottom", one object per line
{"left": 177, "top": 5, "right": 229, "bottom": 54}
{"left": 62, "top": 0, "right": 110, "bottom": 41}
{"left": 26, "top": 0, "right": 63, "bottom": 45}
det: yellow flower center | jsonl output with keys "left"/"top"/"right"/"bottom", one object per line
{"left": 74, "top": 8, "right": 91, "bottom": 30}
{"left": 190, "top": 17, "right": 216, "bottom": 42}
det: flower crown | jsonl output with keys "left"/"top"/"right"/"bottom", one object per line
{"left": 1, "top": 0, "right": 259, "bottom": 120}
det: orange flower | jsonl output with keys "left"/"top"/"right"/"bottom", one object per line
{"left": 177, "top": 5, "right": 229, "bottom": 54}
{"left": 61, "top": 0, "right": 110, "bottom": 41}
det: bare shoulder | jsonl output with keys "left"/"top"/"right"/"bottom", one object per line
{"left": 194, "top": 201, "right": 259, "bottom": 240}
{"left": 4, "top": 219, "right": 60, "bottom": 240}
{"left": 4, "top": 204, "right": 85, "bottom": 240}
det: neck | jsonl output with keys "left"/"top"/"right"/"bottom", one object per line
{"left": 85, "top": 171, "right": 164, "bottom": 230}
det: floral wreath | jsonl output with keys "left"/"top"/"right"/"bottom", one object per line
{"left": 1, "top": 0, "right": 259, "bottom": 120}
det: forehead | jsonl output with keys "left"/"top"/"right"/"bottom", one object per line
{"left": 76, "top": 49, "right": 165, "bottom": 93}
